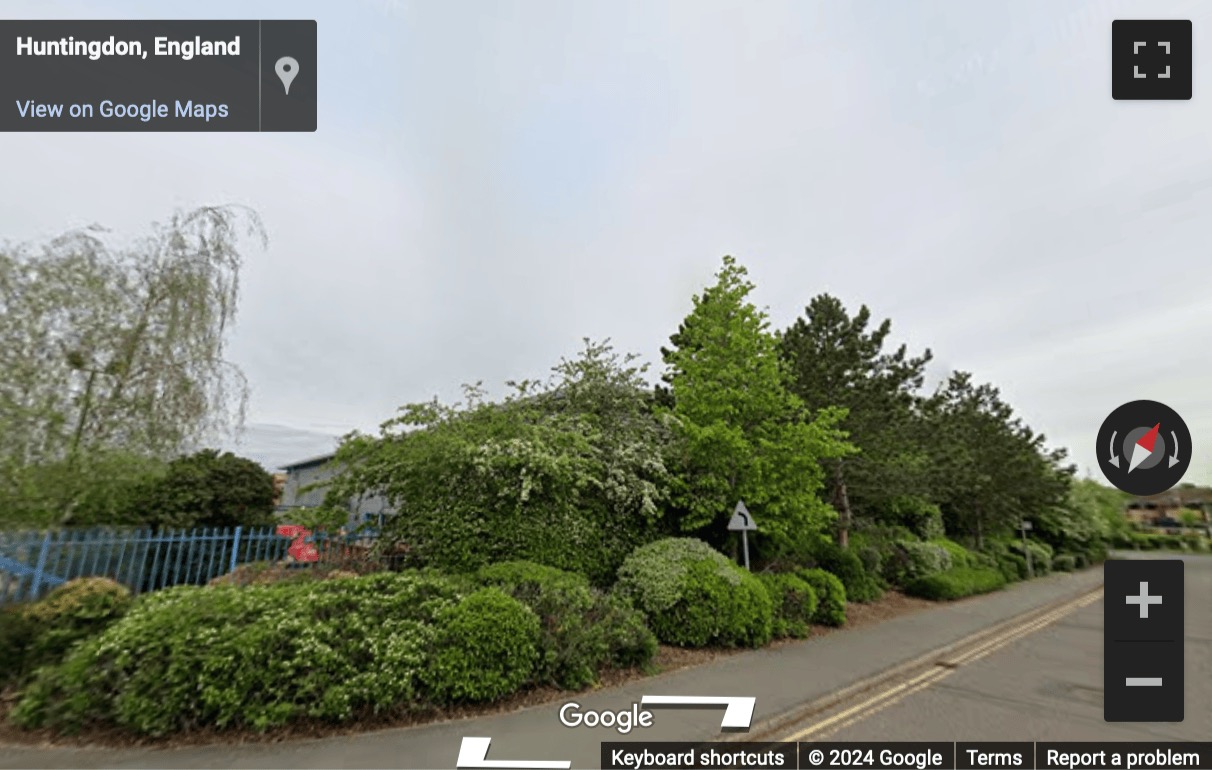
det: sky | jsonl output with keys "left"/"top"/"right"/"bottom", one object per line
{"left": 2, "top": 0, "right": 1210, "bottom": 485}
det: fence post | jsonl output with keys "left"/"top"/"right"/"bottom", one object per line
{"left": 29, "top": 531, "right": 54, "bottom": 600}
{"left": 229, "top": 526, "right": 242, "bottom": 573}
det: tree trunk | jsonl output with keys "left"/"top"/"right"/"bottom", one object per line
{"left": 68, "top": 369, "right": 99, "bottom": 470}
{"left": 974, "top": 509, "right": 984, "bottom": 550}
{"left": 833, "top": 461, "right": 852, "bottom": 549}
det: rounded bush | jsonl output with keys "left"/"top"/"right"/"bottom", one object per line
{"left": 20, "top": 577, "right": 132, "bottom": 673}
{"left": 796, "top": 568, "right": 846, "bottom": 627}
{"left": 905, "top": 567, "right": 1006, "bottom": 600}
{"left": 882, "top": 541, "right": 951, "bottom": 587}
{"left": 12, "top": 571, "right": 466, "bottom": 735}
{"left": 757, "top": 572, "right": 818, "bottom": 639}
{"left": 1052, "top": 554, "right": 1078, "bottom": 572}
{"left": 422, "top": 587, "right": 540, "bottom": 704}
{"left": 616, "top": 538, "right": 773, "bottom": 648}
{"left": 0, "top": 603, "right": 40, "bottom": 686}
{"left": 812, "top": 541, "right": 883, "bottom": 603}
{"left": 930, "top": 539, "right": 973, "bottom": 568}
{"left": 475, "top": 560, "right": 654, "bottom": 689}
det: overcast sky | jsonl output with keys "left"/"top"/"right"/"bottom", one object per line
{"left": 3, "top": 0, "right": 1210, "bottom": 485}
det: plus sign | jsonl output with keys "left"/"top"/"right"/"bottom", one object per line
{"left": 1126, "top": 581, "right": 1163, "bottom": 619}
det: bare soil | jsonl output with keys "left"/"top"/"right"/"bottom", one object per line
{"left": 0, "top": 590, "right": 934, "bottom": 750}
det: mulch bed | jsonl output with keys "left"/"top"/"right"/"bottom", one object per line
{"left": 0, "top": 590, "right": 935, "bottom": 750}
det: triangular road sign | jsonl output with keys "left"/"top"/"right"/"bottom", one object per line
{"left": 727, "top": 500, "right": 756, "bottom": 531}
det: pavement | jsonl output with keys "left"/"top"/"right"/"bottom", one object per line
{"left": 0, "top": 562, "right": 1123, "bottom": 770}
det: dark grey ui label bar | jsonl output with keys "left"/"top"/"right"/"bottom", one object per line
{"left": 0, "top": 20, "right": 316, "bottom": 131}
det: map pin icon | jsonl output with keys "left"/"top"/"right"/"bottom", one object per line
{"left": 275, "top": 56, "right": 299, "bottom": 95}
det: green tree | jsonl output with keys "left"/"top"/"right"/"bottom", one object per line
{"left": 922, "top": 372, "right": 1072, "bottom": 547}
{"left": 1036, "top": 478, "right": 1128, "bottom": 553}
{"left": 117, "top": 449, "right": 277, "bottom": 529}
{"left": 659, "top": 256, "right": 853, "bottom": 551}
{"left": 324, "top": 340, "right": 673, "bottom": 584}
{"left": 779, "top": 294, "right": 933, "bottom": 547}
{"left": 0, "top": 206, "right": 265, "bottom": 523}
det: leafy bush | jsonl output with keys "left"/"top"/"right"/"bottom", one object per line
{"left": 996, "top": 551, "right": 1029, "bottom": 582}
{"left": 796, "top": 568, "right": 846, "bottom": 626}
{"left": 930, "top": 539, "right": 973, "bottom": 568}
{"left": 18, "top": 577, "right": 132, "bottom": 676}
{"left": 1052, "top": 554, "right": 1078, "bottom": 572}
{"left": 882, "top": 496, "right": 945, "bottom": 540}
{"left": 1009, "top": 540, "right": 1053, "bottom": 576}
{"left": 421, "top": 587, "right": 540, "bottom": 704}
{"left": 757, "top": 572, "right": 818, "bottom": 639}
{"left": 615, "top": 538, "right": 773, "bottom": 648}
{"left": 882, "top": 541, "right": 951, "bottom": 587}
{"left": 905, "top": 567, "right": 1007, "bottom": 600}
{"left": 811, "top": 540, "right": 883, "bottom": 603}
{"left": 12, "top": 572, "right": 466, "bottom": 735}
{"left": 475, "top": 560, "right": 655, "bottom": 689}
{"left": 0, "top": 603, "right": 40, "bottom": 687}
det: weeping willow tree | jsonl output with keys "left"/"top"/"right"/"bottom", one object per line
{"left": 0, "top": 205, "right": 266, "bottom": 525}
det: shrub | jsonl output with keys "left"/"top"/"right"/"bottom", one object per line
{"left": 905, "top": 567, "right": 1007, "bottom": 601}
{"left": 1009, "top": 540, "right": 1053, "bottom": 576}
{"left": 12, "top": 571, "right": 466, "bottom": 735}
{"left": 812, "top": 540, "right": 883, "bottom": 603}
{"left": 996, "top": 552, "right": 1029, "bottom": 582}
{"left": 0, "top": 603, "right": 40, "bottom": 687}
{"left": 475, "top": 560, "right": 655, "bottom": 689}
{"left": 1052, "top": 554, "right": 1078, "bottom": 572}
{"left": 882, "top": 496, "right": 945, "bottom": 540}
{"left": 19, "top": 577, "right": 132, "bottom": 675}
{"left": 930, "top": 539, "right": 973, "bottom": 568}
{"left": 422, "top": 587, "right": 540, "bottom": 704}
{"left": 757, "top": 572, "right": 818, "bottom": 639}
{"left": 796, "top": 568, "right": 846, "bottom": 627}
{"left": 882, "top": 541, "right": 951, "bottom": 587}
{"left": 615, "top": 538, "right": 773, "bottom": 648}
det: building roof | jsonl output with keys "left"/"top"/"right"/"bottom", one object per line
{"left": 280, "top": 452, "right": 338, "bottom": 471}
{"left": 1131, "top": 485, "right": 1212, "bottom": 506}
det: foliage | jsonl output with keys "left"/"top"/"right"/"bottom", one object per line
{"left": 0, "top": 603, "right": 40, "bottom": 687}
{"left": 658, "top": 257, "right": 853, "bottom": 551}
{"left": 474, "top": 560, "right": 656, "bottom": 689}
{"left": 757, "top": 572, "right": 818, "bottom": 639}
{"left": 323, "top": 340, "right": 672, "bottom": 585}
{"left": 795, "top": 567, "right": 847, "bottom": 627}
{"left": 1034, "top": 479, "right": 1128, "bottom": 555}
{"left": 904, "top": 566, "right": 1007, "bottom": 600}
{"left": 421, "top": 587, "right": 540, "bottom": 704}
{"left": 920, "top": 372, "right": 1073, "bottom": 548}
{"left": 0, "top": 207, "right": 265, "bottom": 526}
{"left": 1008, "top": 539, "right": 1053, "bottom": 576}
{"left": 615, "top": 538, "right": 773, "bottom": 648}
{"left": 0, "top": 451, "right": 166, "bottom": 528}
{"left": 12, "top": 572, "right": 465, "bottom": 735}
{"left": 881, "top": 541, "right": 951, "bottom": 587}
{"left": 810, "top": 539, "right": 883, "bottom": 602}
{"left": 930, "top": 538, "right": 974, "bottom": 568}
{"left": 1052, "top": 554, "right": 1078, "bottom": 572}
{"left": 881, "top": 496, "right": 945, "bottom": 540}
{"left": 17, "top": 577, "right": 133, "bottom": 676}
{"left": 779, "top": 295, "right": 933, "bottom": 544}
{"left": 119, "top": 449, "right": 276, "bottom": 529}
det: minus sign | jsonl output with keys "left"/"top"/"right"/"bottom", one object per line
{"left": 1126, "top": 678, "right": 1163, "bottom": 686}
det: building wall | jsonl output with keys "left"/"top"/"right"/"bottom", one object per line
{"left": 278, "top": 459, "right": 394, "bottom": 529}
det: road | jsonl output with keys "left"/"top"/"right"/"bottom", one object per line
{"left": 772, "top": 553, "right": 1210, "bottom": 744}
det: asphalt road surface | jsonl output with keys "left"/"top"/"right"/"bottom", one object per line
{"left": 776, "top": 553, "right": 1210, "bottom": 743}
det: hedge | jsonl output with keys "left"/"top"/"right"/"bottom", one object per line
{"left": 11, "top": 571, "right": 471, "bottom": 735}
{"left": 615, "top": 538, "right": 773, "bottom": 648}
{"left": 421, "top": 587, "right": 540, "bottom": 704}
{"left": 757, "top": 572, "right": 818, "bottom": 639}
{"left": 474, "top": 560, "right": 656, "bottom": 689}
{"left": 882, "top": 541, "right": 951, "bottom": 587}
{"left": 811, "top": 540, "right": 883, "bottom": 603}
{"left": 905, "top": 567, "right": 1007, "bottom": 601}
{"left": 796, "top": 568, "right": 846, "bottom": 626}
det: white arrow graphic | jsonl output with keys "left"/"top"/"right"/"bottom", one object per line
{"left": 1109, "top": 431, "right": 1120, "bottom": 468}
{"left": 640, "top": 695, "right": 756, "bottom": 729}
{"left": 456, "top": 737, "right": 570, "bottom": 769}
{"left": 1169, "top": 430, "right": 1181, "bottom": 468}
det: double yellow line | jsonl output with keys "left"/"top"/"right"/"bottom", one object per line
{"left": 783, "top": 589, "right": 1105, "bottom": 741}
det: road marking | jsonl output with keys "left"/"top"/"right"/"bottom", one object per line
{"left": 783, "top": 589, "right": 1103, "bottom": 741}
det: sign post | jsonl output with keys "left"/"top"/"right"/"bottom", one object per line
{"left": 1020, "top": 520, "right": 1034, "bottom": 579}
{"left": 727, "top": 501, "right": 757, "bottom": 570}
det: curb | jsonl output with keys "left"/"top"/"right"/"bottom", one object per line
{"left": 726, "top": 571, "right": 1105, "bottom": 743}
